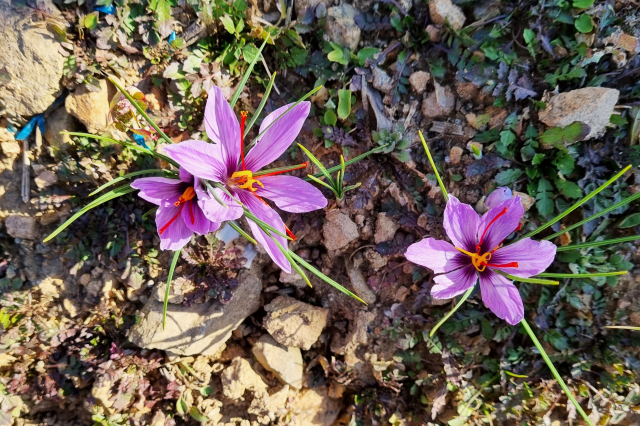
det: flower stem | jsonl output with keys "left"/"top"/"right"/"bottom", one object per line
{"left": 520, "top": 319, "right": 594, "bottom": 426}
{"left": 162, "top": 250, "right": 181, "bottom": 330}
{"left": 90, "top": 169, "right": 170, "bottom": 196}
{"left": 228, "top": 221, "right": 257, "bottom": 244}
{"left": 501, "top": 273, "right": 559, "bottom": 285}
{"left": 230, "top": 36, "right": 270, "bottom": 108}
{"left": 419, "top": 130, "right": 449, "bottom": 202}
{"left": 543, "top": 191, "right": 640, "bottom": 241}
{"left": 535, "top": 271, "right": 627, "bottom": 278}
{"left": 518, "top": 165, "right": 631, "bottom": 241}
{"left": 429, "top": 286, "right": 474, "bottom": 337}
{"left": 244, "top": 71, "right": 276, "bottom": 137}
{"left": 555, "top": 235, "right": 640, "bottom": 251}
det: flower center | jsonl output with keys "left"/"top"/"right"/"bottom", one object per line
{"left": 175, "top": 186, "right": 196, "bottom": 206}
{"left": 230, "top": 170, "right": 265, "bottom": 192}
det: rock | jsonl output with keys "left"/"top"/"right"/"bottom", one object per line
{"left": 629, "top": 312, "right": 640, "bottom": 326}
{"left": 323, "top": 210, "right": 359, "bottom": 251}
{"left": 128, "top": 272, "right": 262, "bottom": 355}
{"left": 65, "top": 79, "right": 112, "bottom": 134}
{"left": 310, "top": 86, "right": 329, "bottom": 108}
{"left": 513, "top": 191, "right": 535, "bottom": 211}
{"left": 0, "top": 133, "right": 20, "bottom": 159}
{"left": 374, "top": 213, "right": 399, "bottom": 244}
{"left": 34, "top": 170, "right": 58, "bottom": 189}
{"left": 538, "top": 88, "right": 619, "bottom": 141}
{"left": 449, "top": 146, "right": 464, "bottom": 165}
{"left": 331, "top": 309, "right": 375, "bottom": 355}
{"left": 295, "top": 0, "right": 331, "bottom": 16}
{"left": 63, "top": 298, "right": 79, "bottom": 317}
{"left": 248, "top": 385, "right": 290, "bottom": 422}
{"left": 409, "top": 71, "right": 430, "bottom": 94}
{"left": 325, "top": 4, "right": 361, "bottom": 51}
{"left": 345, "top": 254, "right": 377, "bottom": 305}
{"left": 38, "top": 277, "right": 62, "bottom": 298}
{"left": 252, "top": 334, "right": 304, "bottom": 389}
{"left": 288, "top": 387, "right": 341, "bottom": 426}
{"left": 426, "top": 24, "right": 442, "bottom": 43}
{"left": 429, "top": 0, "right": 466, "bottom": 30}
{"left": 263, "top": 295, "right": 329, "bottom": 350}
{"left": 372, "top": 67, "right": 394, "bottom": 94}
{"left": 45, "top": 107, "right": 77, "bottom": 151}
{"left": 5, "top": 215, "right": 37, "bottom": 240}
{"left": 422, "top": 83, "right": 455, "bottom": 118}
{"left": 279, "top": 270, "right": 307, "bottom": 288}
{"left": 0, "top": 1, "right": 64, "bottom": 118}
{"left": 220, "top": 357, "right": 268, "bottom": 401}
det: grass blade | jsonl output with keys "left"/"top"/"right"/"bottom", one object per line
{"left": 520, "top": 319, "right": 594, "bottom": 426}
{"left": 307, "top": 174, "right": 338, "bottom": 193}
{"left": 230, "top": 36, "right": 270, "bottom": 108}
{"left": 142, "top": 207, "right": 158, "bottom": 220}
{"left": 89, "top": 169, "right": 169, "bottom": 196}
{"left": 108, "top": 77, "right": 173, "bottom": 145}
{"left": 298, "top": 144, "right": 334, "bottom": 184}
{"left": 303, "top": 144, "right": 390, "bottom": 181}
{"left": 244, "top": 210, "right": 292, "bottom": 240}
{"left": 544, "top": 192, "right": 640, "bottom": 241}
{"left": 535, "top": 271, "right": 627, "bottom": 278}
{"left": 429, "top": 286, "right": 474, "bottom": 337}
{"left": 606, "top": 326, "right": 640, "bottom": 331}
{"left": 270, "top": 237, "right": 312, "bottom": 287}
{"left": 163, "top": 250, "right": 181, "bottom": 330}
{"left": 244, "top": 71, "right": 276, "bottom": 137}
{"left": 288, "top": 250, "right": 366, "bottom": 303}
{"left": 501, "top": 273, "right": 559, "bottom": 285}
{"left": 519, "top": 165, "right": 632, "bottom": 241}
{"left": 228, "top": 221, "right": 257, "bottom": 245}
{"left": 253, "top": 163, "right": 308, "bottom": 177}
{"left": 555, "top": 235, "right": 640, "bottom": 251}
{"left": 44, "top": 185, "right": 136, "bottom": 242}
{"left": 419, "top": 130, "right": 449, "bottom": 202}
{"left": 203, "top": 181, "right": 229, "bottom": 209}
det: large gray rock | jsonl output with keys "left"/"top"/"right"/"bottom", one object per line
{"left": 325, "top": 4, "right": 361, "bottom": 51}
{"left": 0, "top": 1, "right": 64, "bottom": 118}
{"left": 538, "top": 88, "right": 619, "bottom": 141}
{"left": 4, "top": 215, "right": 37, "bottom": 240}
{"left": 263, "top": 296, "right": 329, "bottom": 350}
{"left": 128, "top": 272, "right": 262, "bottom": 355}
{"left": 253, "top": 334, "right": 304, "bottom": 389}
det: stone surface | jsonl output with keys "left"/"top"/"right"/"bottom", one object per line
{"left": 429, "top": 0, "right": 466, "bottom": 30}
{"left": 323, "top": 210, "right": 359, "bottom": 251}
{"left": 538, "top": 88, "right": 619, "bottom": 141}
{"left": 295, "top": 0, "right": 331, "bottom": 16}
{"left": 325, "top": 4, "right": 361, "bottom": 51}
{"left": 0, "top": 1, "right": 64, "bottom": 118}
{"left": 331, "top": 309, "right": 375, "bottom": 355}
{"left": 128, "top": 272, "right": 262, "bottom": 355}
{"left": 345, "top": 254, "right": 377, "bottom": 305}
{"left": 5, "top": 215, "right": 37, "bottom": 240}
{"left": 34, "top": 170, "right": 58, "bottom": 189}
{"left": 263, "top": 295, "right": 329, "bottom": 350}
{"left": 45, "top": 107, "right": 78, "bottom": 151}
{"left": 0, "top": 131, "right": 21, "bottom": 159}
{"left": 422, "top": 83, "right": 455, "bottom": 118}
{"left": 449, "top": 146, "right": 464, "bottom": 165}
{"left": 426, "top": 24, "right": 442, "bottom": 42}
{"left": 372, "top": 67, "right": 394, "bottom": 94}
{"left": 252, "top": 334, "right": 304, "bottom": 389}
{"left": 374, "top": 213, "right": 399, "bottom": 244}
{"left": 65, "top": 79, "right": 112, "bottom": 134}
{"left": 513, "top": 191, "right": 535, "bottom": 211}
{"left": 409, "top": 71, "right": 430, "bottom": 94}
{"left": 288, "top": 387, "right": 341, "bottom": 426}
{"left": 220, "top": 357, "right": 268, "bottom": 401}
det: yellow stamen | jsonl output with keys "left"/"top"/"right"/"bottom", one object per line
{"left": 230, "top": 170, "right": 264, "bottom": 192}
{"left": 174, "top": 186, "right": 196, "bottom": 206}
{"left": 455, "top": 246, "right": 492, "bottom": 272}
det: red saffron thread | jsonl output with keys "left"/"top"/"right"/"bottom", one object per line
{"left": 240, "top": 111, "right": 248, "bottom": 171}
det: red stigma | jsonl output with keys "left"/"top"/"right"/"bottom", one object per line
{"left": 259, "top": 162, "right": 309, "bottom": 178}
{"left": 240, "top": 111, "right": 248, "bottom": 171}
{"left": 159, "top": 203, "right": 185, "bottom": 235}
{"left": 285, "top": 225, "right": 297, "bottom": 241}
{"left": 477, "top": 207, "right": 508, "bottom": 252}
{"left": 486, "top": 261, "right": 519, "bottom": 268}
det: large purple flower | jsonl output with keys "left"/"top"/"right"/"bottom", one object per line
{"left": 163, "top": 86, "right": 327, "bottom": 273}
{"left": 405, "top": 192, "right": 556, "bottom": 325}
{"left": 131, "top": 168, "right": 220, "bottom": 251}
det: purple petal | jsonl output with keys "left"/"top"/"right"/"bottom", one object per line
{"left": 254, "top": 175, "right": 327, "bottom": 213}
{"left": 182, "top": 199, "right": 220, "bottom": 235}
{"left": 443, "top": 195, "right": 480, "bottom": 252}
{"left": 131, "top": 177, "right": 184, "bottom": 207}
{"left": 179, "top": 167, "right": 193, "bottom": 183}
{"left": 197, "top": 186, "right": 244, "bottom": 223}
{"left": 477, "top": 196, "right": 524, "bottom": 253}
{"left": 237, "top": 190, "right": 291, "bottom": 273}
{"left": 432, "top": 265, "right": 477, "bottom": 299}
{"left": 489, "top": 238, "right": 557, "bottom": 278}
{"left": 204, "top": 86, "right": 241, "bottom": 171}
{"left": 485, "top": 187, "right": 512, "bottom": 210}
{"left": 156, "top": 204, "right": 192, "bottom": 251}
{"left": 405, "top": 238, "right": 468, "bottom": 274}
{"left": 163, "top": 140, "right": 229, "bottom": 182}
{"left": 479, "top": 269, "right": 524, "bottom": 325}
{"left": 244, "top": 102, "right": 310, "bottom": 172}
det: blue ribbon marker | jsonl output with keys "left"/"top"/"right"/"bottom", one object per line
{"left": 133, "top": 133, "right": 149, "bottom": 149}
{"left": 96, "top": 5, "right": 115, "bottom": 14}
{"left": 16, "top": 114, "right": 45, "bottom": 141}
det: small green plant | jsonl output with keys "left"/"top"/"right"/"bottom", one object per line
{"left": 372, "top": 124, "right": 411, "bottom": 162}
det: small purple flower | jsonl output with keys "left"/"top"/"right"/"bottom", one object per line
{"left": 163, "top": 86, "right": 327, "bottom": 273}
{"left": 131, "top": 168, "right": 220, "bottom": 251}
{"left": 405, "top": 195, "right": 556, "bottom": 325}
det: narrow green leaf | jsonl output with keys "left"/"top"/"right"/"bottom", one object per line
{"left": 270, "top": 237, "right": 312, "bottom": 287}
{"left": 536, "top": 271, "right": 627, "bottom": 278}
{"left": 501, "top": 273, "right": 559, "bottom": 285}
{"left": 253, "top": 163, "right": 308, "bottom": 177}
{"left": 163, "top": 250, "right": 181, "bottom": 330}
{"left": 288, "top": 251, "right": 366, "bottom": 303}
{"left": 518, "top": 165, "right": 632, "bottom": 241}
{"left": 244, "top": 210, "right": 292, "bottom": 240}
{"left": 556, "top": 235, "right": 640, "bottom": 251}
{"left": 142, "top": 207, "right": 158, "bottom": 220}
{"left": 304, "top": 144, "right": 389, "bottom": 180}
{"left": 230, "top": 37, "right": 270, "bottom": 108}
{"left": 189, "top": 406, "right": 210, "bottom": 422}
{"left": 521, "top": 319, "right": 594, "bottom": 426}
{"left": 298, "top": 144, "right": 335, "bottom": 184}
{"left": 544, "top": 191, "right": 640, "bottom": 240}
{"left": 44, "top": 185, "right": 135, "bottom": 242}
{"left": 430, "top": 286, "right": 474, "bottom": 337}
{"left": 606, "top": 326, "right": 640, "bottom": 331}
{"left": 504, "top": 371, "right": 529, "bottom": 378}
{"left": 244, "top": 72, "right": 276, "bottom": 137}
{"left": 419, "top": 130, "right": 449, "bottom": 202}
{"left": 90, "top": 169, "right": 169, "bottom": 196}
{"left": 337, "top": 89, "right": 352, "bottom": 120}
{"left": 228, "top": 221, "right": 257, "bottom": 245}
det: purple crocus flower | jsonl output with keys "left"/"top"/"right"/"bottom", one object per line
{"left": 485, "top": 187, "right": 512, "bottom": 210}
{"left": 131, "top": 168, "right": 220, "bottom": 251}
{"left": 405, "top": 194, "right": 556, "bottom": 325}
{"left": 163, "top": 86, "right": 327, "bottom": 273}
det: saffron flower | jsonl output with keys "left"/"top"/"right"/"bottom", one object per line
{"left": 405, "top": 192, "right": 557, "bottom": 325}
{"left": 163, "top": 86, "right": 327, "bottom": 273}
{"left": 131, "top": 168, "right": 220, "bottom": 251}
